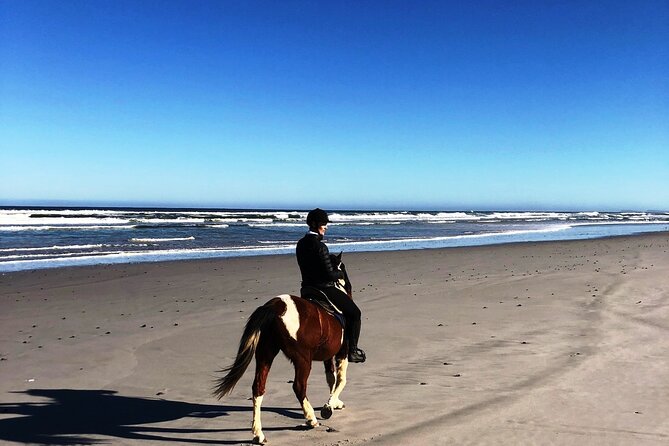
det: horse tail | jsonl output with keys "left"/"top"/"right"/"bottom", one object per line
{"left": 213, "top": 302, "right": 276, "bottom": 399}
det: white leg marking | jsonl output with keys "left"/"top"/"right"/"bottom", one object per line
{"left": 327, "top": 358, "right": 348, "bottom": 410}
{"left": 278, "top": 294, "right": 300, "bottom": 341}
{"left": 301, "top": 398, "right": 319, "bottom": 427}
{"left": 252, "top": 395, "right": 266, "bottom": 444}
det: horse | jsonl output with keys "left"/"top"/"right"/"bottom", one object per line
{"left": 213, "top": 253, "right": 353, "bottom": 445}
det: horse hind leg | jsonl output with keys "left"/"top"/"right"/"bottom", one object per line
{"left": 293, "top": 358, "right": 319, "bottom": 428}
{"left": 251, "top": 340, "right": 279, "bottom": 444}
{"left": 251, "top": 394, "right": 265, "bottom": 445}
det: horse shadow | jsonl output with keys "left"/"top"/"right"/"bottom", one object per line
{"left": 0, "top": 388, "right": 305, "bottom": 445}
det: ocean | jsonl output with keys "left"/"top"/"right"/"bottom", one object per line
{"left": 1, "top": 207, "right": 668, "bottom": 272}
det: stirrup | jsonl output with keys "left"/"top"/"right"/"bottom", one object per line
{"left": 348, "top": 348, "right": 366, "bottom": 363}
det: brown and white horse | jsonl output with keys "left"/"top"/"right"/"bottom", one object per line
{"left": 213, "top": 253, "right": 352, "bottom": 444}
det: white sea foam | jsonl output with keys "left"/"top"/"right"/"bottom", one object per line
{"left": 570, "top": 220, "right": 669, "bottom": 227}
{"left": 258, "top": 240, "right": 298, "bottom": 244}
{"left": 0, "top": 209, "right": 274, "bottom": 227}
{"left": 0, "top": 224, "right": 582, "bottom": 271}
{"left": 0, "top": 245, "right": 297, "bottom": 272}
{"left": 247, "top": 223, "right": 304, "bottom": 227}
{"left": 0, "top": 244, "right": 106, "bottom": 252}
{"left": 129, "top": 236, "right": 195, "bottom": 243}
{"left": 2, "top": 221, "right": 668, "bottom": 273}
{"left": 2, "top": 208, "right": 667, "bottom": 228}
{"left": 326, "top": 224, "right": 575, "bottom": 248}
{"left": 487, "top": 212, "right": 571, "bottom": 220}
{"left": 0, "top": 250, "right": 125, "bottom": 261}
{"left": 0, "top": 211, "right": 130, "bottom": 226}
{"left": 0, "top": 225, "right": 136, "bottom": 231}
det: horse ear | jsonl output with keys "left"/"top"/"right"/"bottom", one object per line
{"left": 337, "top": 251, "right": 343, "bottom": 260}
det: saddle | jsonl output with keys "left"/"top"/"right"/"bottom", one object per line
{"left": 300, "top": 286, "right": 346, "bottom": 328}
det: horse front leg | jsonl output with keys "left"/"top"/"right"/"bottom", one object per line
{"left": 326, "top": 357, "right": 348, "bottom": 410}
{"left": 324, "top": 358, "right": 336, "bottom": 393}
{"left": 321, "top": 357, "right": 337, "bottom": 419}
{"left": 293, "top": 358, "right": 318, "bottom": 428}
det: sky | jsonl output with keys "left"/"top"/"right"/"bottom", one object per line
{"left": 1, "top": 0, "right": 668, "bottom": 211}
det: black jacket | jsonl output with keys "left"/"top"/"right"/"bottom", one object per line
{"left": 296, "top": 232, "right": 343, "bottom": 288}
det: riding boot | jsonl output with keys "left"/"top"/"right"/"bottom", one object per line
{"left": 347, "top": 319, "right": 366, "bottom": 363}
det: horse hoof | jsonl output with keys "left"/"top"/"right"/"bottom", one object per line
{"left": 321, "top": 405, "right": 333, "bottom": 420}
{"left": 252, "top": 436, "right": 267, "bottom": 444}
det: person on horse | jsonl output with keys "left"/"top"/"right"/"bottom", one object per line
{"left": 296, "top": 208, "right": 367, "bottom": 363}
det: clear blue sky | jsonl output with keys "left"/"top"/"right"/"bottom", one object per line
{"left": 1, "top": 0, "right": 667, "bottom": 211}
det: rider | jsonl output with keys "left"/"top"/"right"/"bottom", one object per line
{"left": 296, "top": 208, "right": 367, "bottom": 363}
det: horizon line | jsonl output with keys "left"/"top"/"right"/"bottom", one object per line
{"left": 0, "top": 201, "right": 666, "bottom": 214}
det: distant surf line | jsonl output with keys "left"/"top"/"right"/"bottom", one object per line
{"left": 129, "top": 236, "right": 196, "bottom": 243}
{"left": 3, "top": 222, "right": 668, "bottom": 273}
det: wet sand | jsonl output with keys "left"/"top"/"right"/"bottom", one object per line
{"left": 1, "top": 233, "right": 668, "bottom": 445}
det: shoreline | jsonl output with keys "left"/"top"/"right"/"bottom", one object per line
{"left": 1, "top": 232, "right": 668, "bottom": 444}
{"left": 3, "top": 229, "right": 669, "bottom": 276}
{"left": 2, "top": 206, "right": 668, "bottom": 274}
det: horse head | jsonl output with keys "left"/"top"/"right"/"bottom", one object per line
{"left": 331, "top": 252, "right": 352, "bottom": 298}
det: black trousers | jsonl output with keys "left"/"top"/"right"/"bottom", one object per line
{"left": 321, "top": 286, "right": 362, "bottom": 349}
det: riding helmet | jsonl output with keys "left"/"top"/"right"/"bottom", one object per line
{"left": 306, "top": 208, "right": 329, "bottom": 227}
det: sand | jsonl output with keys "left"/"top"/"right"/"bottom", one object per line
{"left": 1, "top": 233, "right": 668, "bottom": 445}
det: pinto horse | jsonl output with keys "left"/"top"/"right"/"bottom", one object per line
{"left": 213, "top": 253, "right": 353, "bottom": 444}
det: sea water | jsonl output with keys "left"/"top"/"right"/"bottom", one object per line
{"left": 1, "top": 207, "right": 668, "bottom": 272}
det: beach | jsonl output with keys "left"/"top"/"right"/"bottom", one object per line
{"left": 1, "top": 233, "right": 668, "bottom": 445}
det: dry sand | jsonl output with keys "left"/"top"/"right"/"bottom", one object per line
{"left": 1, "top": 233, "right": 668, "bottom": 445}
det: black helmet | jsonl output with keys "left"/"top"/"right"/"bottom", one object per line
{"left": 306, "top": 208, "right": 329, "bottom": 227}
